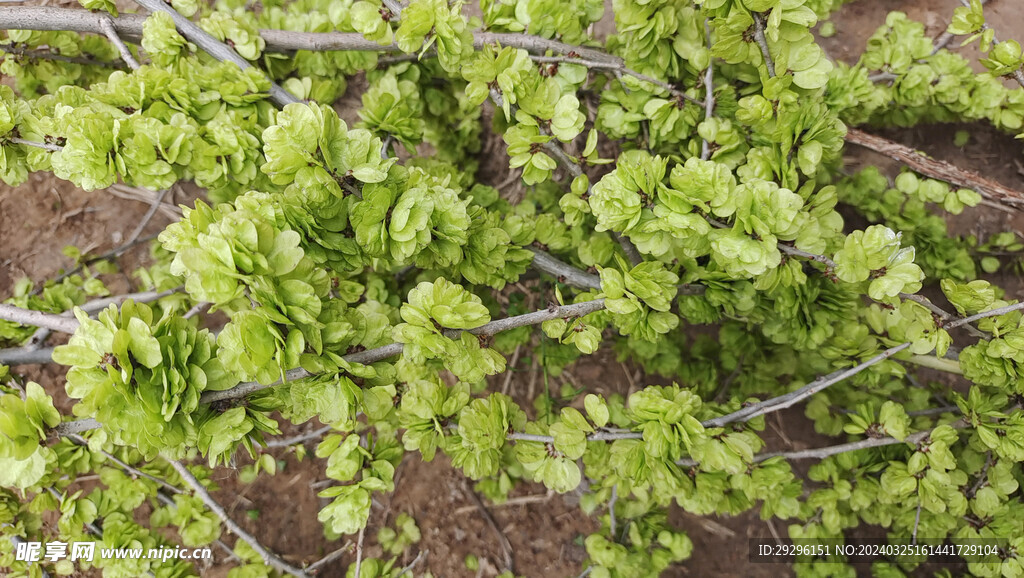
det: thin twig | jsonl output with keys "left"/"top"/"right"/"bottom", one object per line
{"left": 452, "top": 493, "right": 553, "bottom": 515}
{"left": 166, "top": 459, "right": 308, "bottom": 577}
{"left": 765, "top": 518, "right": 783, "bottom": 546}
{"left": 183, "top": 302, "right": 211, "bottom": 319}
{"left": 0, "top": 43, "right": 122, "bottom": 67}
{"left": 508, "top": 431, "right": 643, "bottom": 443}
{"left": 966, "top": 452, "right": 993, "bottom": 498}
{"left": 704, "top": 341, "right": 910, "bottom": 427}
{"left": 397, "top": 549, "right": 428, "bottom": 577}
{"left": 7, "top": 137, "right": 63, "bottom": 152}
{"left": 907, "top": 405, "right": 960, "bottom": 417}
{"left": 709, "top": 216, "right": 837, "bottom": 268}
{"left": 495, "top": 88, "right": 649, "bottom": 269}
{"left": 81, "top": 287, "right": 181, "bottom": 314}
{"left": 515, "top": 300, "right": 1024, "bottom": 446}
{"left": 353, "top": 526, "right": 365, "bottom": 578}
{"left": 713, "top": 355, "right": 744, "bottom": 403}
{"left": 306, "top": 543, "right": 351, "bottom": 573}
{"left": 901, "top": 293, "right": 986, "bottom": 338}
{"left": 500, "top": 344, "right": 522, "bottom": 396}
{"left": 751, "top": 12, "right": 776, "bottom": 78}
{"left": 932, "top": 0, "right": 993, "bottom": 54}
{"left": 868, "top": 71, "right": 900, "bottom": 83}
{"left": 912, "top": 499, "right": 923, "bottom": 545}
{"left": 380, "top": 0, "right": 403, "bottom": 17}
{"left": 3, "top": 286, "right": 179, "bottom": 338}
{"left": 779, "top": 243, "right": 837, "bottom": 269}
{"left": 126, "top": 188, "right": 171, "bottom": 245}
{"left": 108, "top": 184, "right": 182, "bottom": 220}
{"left": 465, "top": 483, "right": 514, "bottom": 573}
{"left": 530, "top": 247, "right": 703, "bottom": 295}
{"left": 934, "top": 0, "right": 1023, "bottom": 88}
{"left": 262, "top": 425, "right": 332, "bottom": 448}
{"left": 31, "top": 232, "right": 160, "bottom": 296}
{"left": 98, "top": 15, "right": 139, "bottom": 69}
{"left": 68, "top": 434, "right": 183, "bottom": 494}
{"left": 45, "top": 487, "right": 105, "bottom": 542}
{"left": 608, "top": 486, "right": 618, "bottom": 539}
{"left": 701, "top": 19, "right": 715, "bottom": 161}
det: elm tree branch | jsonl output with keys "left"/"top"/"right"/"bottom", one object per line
{"left": 514, "top": 303, "right": 1024, "bottom": 445}
{"left": 380, "top": 0, "right": 404, "bottom": 18}
{"left": 465, "top": 482, "right": 515, "bottom": 572}
{"left": 528, "top": 247, "right": 704, "bottom": 295}
{"left": 710, "top": 218, "right": 985, "bottom": 336}
{"left": 199, "top": 298, "right": 608, "bottom": 404}
{"left": 845, "top": 128, "right": 1024, "bottom": 208}
{"left": 528, "top": 55, "right": 705, "bottom": 107}
{"left": 0, "top": 288, "right": 180, "bottom": 363}
{"left": 0, "top": 7, "right": 700, "bottom": 105}
{"left": 676, "top": 418, "right": 969, "bottom": 467}
{"left": 397, "top": 549, "right": 428, "bottom": 577}
{"left": 528, "top": 248, "right": 603, "bottom": 290}
{"left": 166, "top": 459, "right": 309, "bottom": 578}
{"left": 79, "top": 287, "right": 182, "bottom": 313}
{"left": 7, "top": 137, "right": 63, "bottom": 152}
{"left": 613, "top": 232, "right": 644, "bottom": 266}
{"left": 901, "top": 292, "right": 987, "bottom": 338}
{"left": 0, "top": 304, "right": 81, "bottom": 333}
{"left": 706, "top": 301, "right": 1024, "bottom": 427}
{"left": 7, "top": 533, "right": 52, "bottom": 578}
{"left": 130, "top": 0, "right": 298, "bottom": 107}
{"left": 0, "top": 288, "right": 181, "bottom": 335}
{"left": 4, "top": 5, "right": 1014, "bottom": 198}
{"left": 0, "top": 346, "right": 55, "bottom": 366}
{"left": 707, "top": 215, "right": 836, "bottom": 269}
{"left": 50, "top": 417, "right": 101, "bottom": 437}
{"left": 21, "top": 285, "right": 180, "bottom": 351}
{"left": 509, "top": 431, "right": 646, "bottom": 443}
{"left": 48, "top": 302, "right": 1024, "bottom": 448}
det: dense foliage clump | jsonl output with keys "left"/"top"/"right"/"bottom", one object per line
{"left": 1, "top": 0, "right": 1024, "bottom": 576}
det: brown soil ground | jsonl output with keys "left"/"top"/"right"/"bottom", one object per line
{"left": 4, "top": 1, "right": 1024, "bottom": 577}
